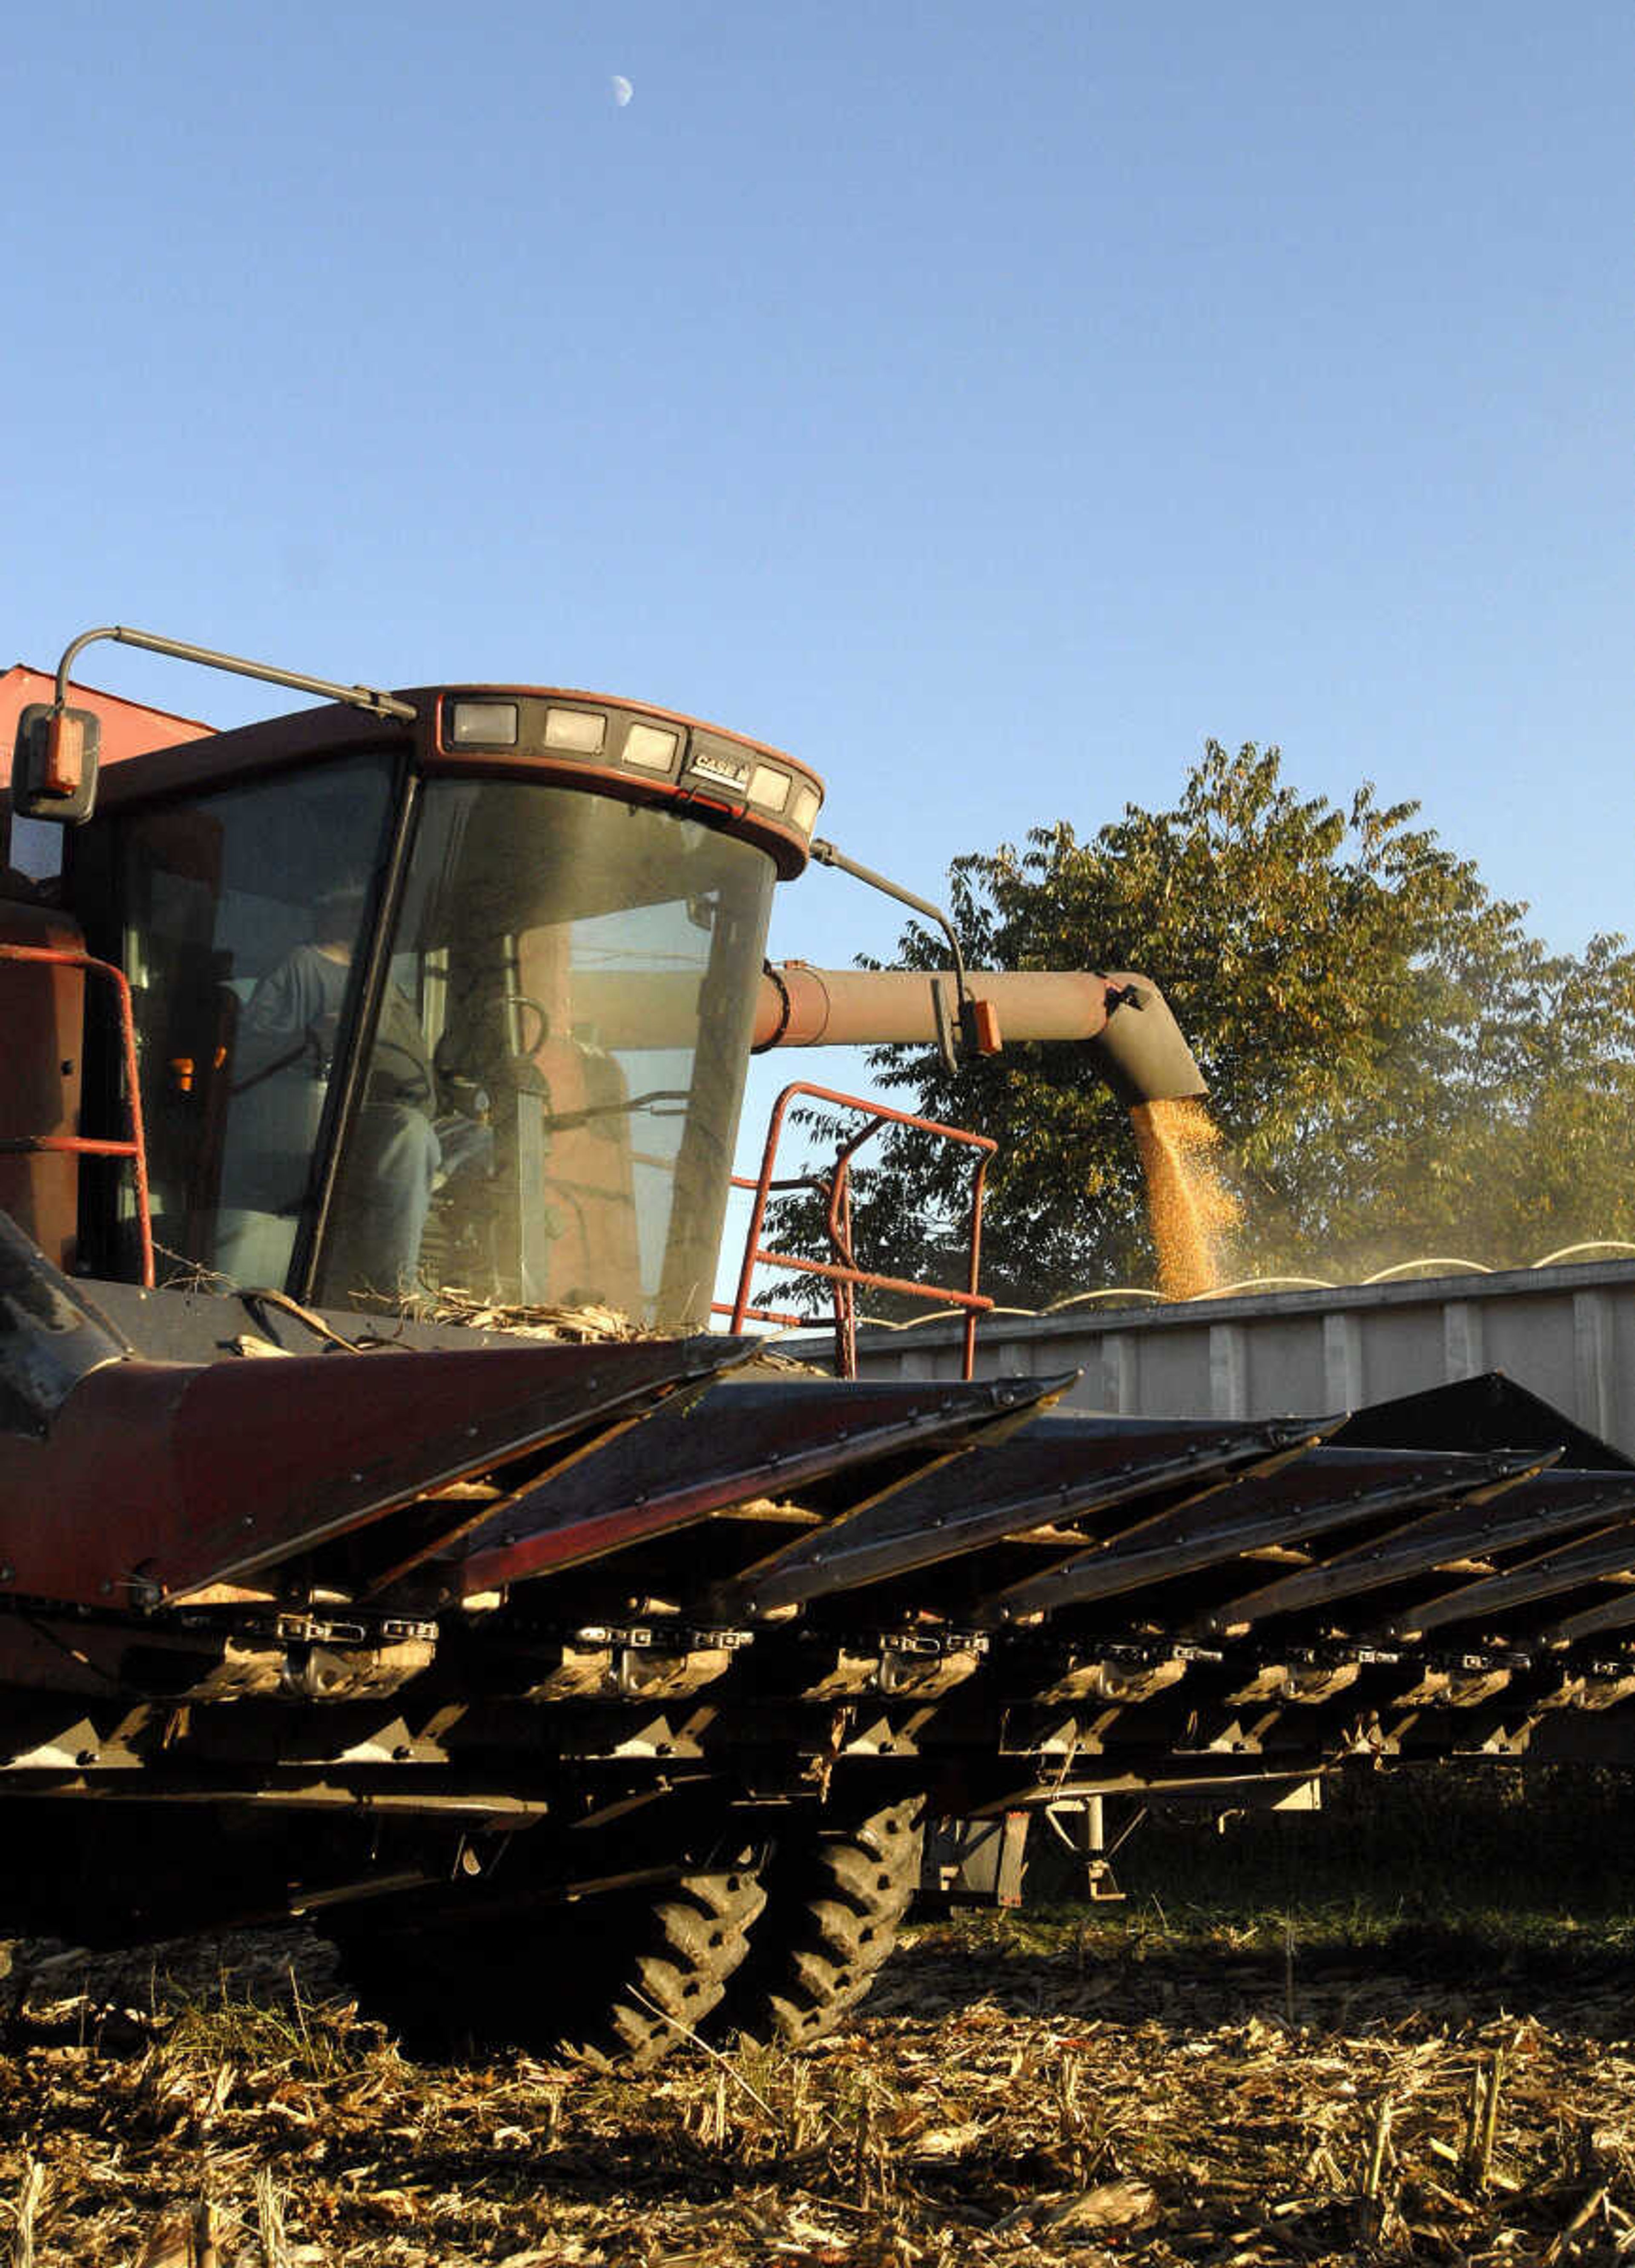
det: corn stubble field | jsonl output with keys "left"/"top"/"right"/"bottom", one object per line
{"left": 6, "top": 1774, "right": 1635, "bottom": 2268}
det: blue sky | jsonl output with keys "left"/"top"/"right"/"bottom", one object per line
{"left": 5, "top": 0, "right": 1630, "bottom": 996}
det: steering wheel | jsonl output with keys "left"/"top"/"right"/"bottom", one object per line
{"left": 431, "top": 993, "right": 554, "bottom": 1115}
{"left": 504, "top": 994, "right": 551, "bottom": 1056}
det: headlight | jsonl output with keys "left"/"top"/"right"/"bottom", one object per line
{"left": 448, "top": 700, "right": 519, "bottom": 747}
{"left": 543, "top": 706, "right": 607, "bottom": 754}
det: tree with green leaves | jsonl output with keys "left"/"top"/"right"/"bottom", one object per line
{"left": 782, "top": 741, "right": 1635, "bottom": 1307}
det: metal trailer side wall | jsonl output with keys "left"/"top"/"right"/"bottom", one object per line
{"left": 833, "top": 1259, "right": 1635, "bottom": 1459}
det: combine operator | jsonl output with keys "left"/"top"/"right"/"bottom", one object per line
{"left": 231, "top": 881, "right": 491, "bottom": 1298}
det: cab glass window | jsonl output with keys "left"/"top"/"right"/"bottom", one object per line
{"left": 117, "top": 755, "right": 394, "bottom": 1287}
{"left": 316, "top": 781, "right": 774, "bottom": 1328}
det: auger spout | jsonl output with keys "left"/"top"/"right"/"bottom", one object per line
{"left": 752, "top": 963, "right": 1221, "bottom": 1291}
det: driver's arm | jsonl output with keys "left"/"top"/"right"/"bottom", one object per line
{"left": 235, "top": 946, "right": 346, "bottom": 1087}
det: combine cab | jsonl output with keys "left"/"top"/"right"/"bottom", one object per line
{"left": 1, "top": 625, "right": 1632, "bottom": 2064}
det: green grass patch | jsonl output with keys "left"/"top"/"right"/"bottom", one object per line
{"left": 153, "top": 1961, "right": 384, "bottom": 2080}
{"left": 923, "top": 1763, "right": 1635, "bottom": 1976}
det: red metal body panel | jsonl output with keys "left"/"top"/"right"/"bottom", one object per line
{"left": 0, "top": 667, "right": 212, "bottom": 789}
{"left": 80, "top": 686, "right": 817, "bottom": 879}
{"left": 0, "top": 943, "right": 152, "bottom": 1287}
{"left": 0, "top": 1338, "right": 747, "bottom": 1606}
{"left": 425, "top": 692, "right": 821, "bottom": 881}
{"left": 0, "top": 902, "right": 86, "bottom": 1268}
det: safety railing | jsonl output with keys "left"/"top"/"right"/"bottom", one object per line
{"left": 717, "top": 1081, "right": 995, "bottom": 1378}
{"left": 0, "top": 944, "right": 153, "bottom": 1287}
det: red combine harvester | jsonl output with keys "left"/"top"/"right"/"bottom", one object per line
{"left": 2, "top": 625, "right": 1630, "bottom": 2062}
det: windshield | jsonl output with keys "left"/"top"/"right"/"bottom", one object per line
{"left": 314, "top": 781, "right": 775, "bottom": 1328}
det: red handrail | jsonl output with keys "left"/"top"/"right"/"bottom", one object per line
{"left": 717, "top": 1081, "right": 995, "bottom": 1378}
{"left": 0, "top": 944, "right": 154, "bottom": 1287}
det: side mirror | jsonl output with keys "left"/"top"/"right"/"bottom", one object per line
{"left": 11, "top": 704, "right": 102, "bottom": 823}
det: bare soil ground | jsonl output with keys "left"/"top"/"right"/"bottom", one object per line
{"left": 6, "top": 1775, "right": 1635, "bottom": 2266}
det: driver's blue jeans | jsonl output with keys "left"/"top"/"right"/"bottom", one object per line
{"left": 346, "top": 1104, "right": 493, "bottom": 1296}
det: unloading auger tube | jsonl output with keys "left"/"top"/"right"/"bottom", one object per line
{"left": 753, "top": 962, "right": 1208, "bottom": 1107}
{"left": 568, "top": 961, "right": 1209, "bottom": 1106}
{"left": 4, "top": 635, "right": 1635, "bottom": 2062}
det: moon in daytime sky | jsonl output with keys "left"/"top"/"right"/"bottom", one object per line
{"left": 611, "top": 75, "right": 633, "bottom": 106}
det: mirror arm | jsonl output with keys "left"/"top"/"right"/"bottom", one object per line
{"left": 51, "top": 625, "right": 417, "bottom": 723}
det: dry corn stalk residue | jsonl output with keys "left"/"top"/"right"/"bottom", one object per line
{"left": 1129, "top": 1095, "right": 1243, "bottom": 1299}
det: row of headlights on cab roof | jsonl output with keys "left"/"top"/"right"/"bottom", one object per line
{"left": 445, "top": 697, "right": 823, "bottom": 837}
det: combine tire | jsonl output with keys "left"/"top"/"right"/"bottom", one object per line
{"left": 712, "top": 1793, "right": 925, "bottom": 2048}
{"left": 324, "top": 1861, "right": 766, "bottom": 2070}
